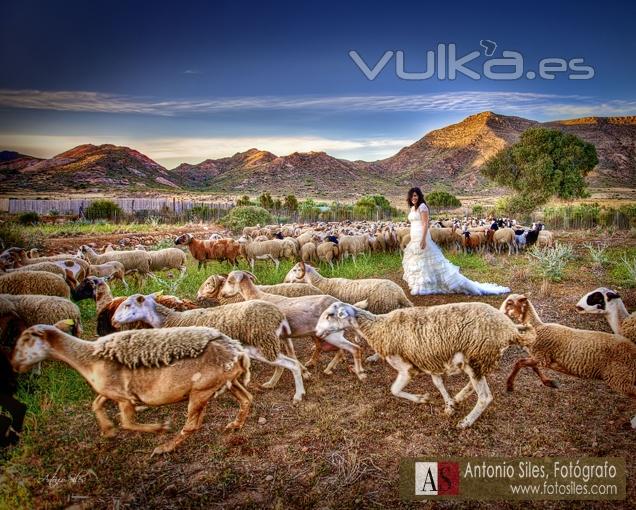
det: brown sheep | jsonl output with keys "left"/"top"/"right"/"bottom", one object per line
{"left": 175, "top": 234, "right": 240, "bottom": 269}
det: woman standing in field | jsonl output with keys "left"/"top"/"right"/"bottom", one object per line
{"left": 402, "top": 187, "right": 510, "bottom": 296}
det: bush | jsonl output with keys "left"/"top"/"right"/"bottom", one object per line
{"left": 472, "top": 205, "right": 484, "bottom": 217}
{"left": 220, "top": 206, "right": 274, "bottom": 233}
{"left": 0, "top": 223, "right": 45, "bottom": 250}
{"left": 85, "top": 200, "right": 123, "bottom": 221}
{"left": 426, "top": 191, "right": 461, "bottom": 208}
{"left": 284, "top": 195, "right": 298, "bottom": 212}
{"left": 17, "top": 212, "right": 40, "bottom": 225}
{"left": 236, "top": 195, "right": 252, "bottom": 207}
{"left": 258, "top": 192, "right": 274, "bottom": 210}
{"left": 528, "top": 242, "right": 575, "bottom": 282}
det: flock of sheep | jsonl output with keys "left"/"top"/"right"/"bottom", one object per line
{"left": 0, "top": 218, "right": 634, "bottom": 456}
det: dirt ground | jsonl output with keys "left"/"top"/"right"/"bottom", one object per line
{"left": 3, "top": 228, "right": 635, "bottom": 509}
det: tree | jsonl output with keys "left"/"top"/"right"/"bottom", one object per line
{"left": 236, "top": 195, "right": 252, "bottom": 206}
{"left": 482, "top": 127, "right": 598, "bottom": 209}
{"left": 258, "top": 192, "right": 274, "bottom": 210}
{"left": 221, "top": 206, "right": 274, "bottom": 234}
{"left": 273, "top": 198, "right": 282, "bottom": 210}
{"left": 425, "top": 191, "right": 461, "bottom": 208}
{"left": 85, "top": 200, "right": 123, "bottom": 220}
{"left": 283, "top": 194, "right": 298, "bottom": 211}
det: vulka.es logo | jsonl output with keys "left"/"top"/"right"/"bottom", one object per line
{"left": 415, "top": 462, "right": 460, "bottom": 496}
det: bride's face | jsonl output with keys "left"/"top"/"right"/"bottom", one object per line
{"left": 411, "top": 193, "right": 418, "bottom": 205}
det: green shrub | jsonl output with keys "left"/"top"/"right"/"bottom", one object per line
{"left": 426, "top": 191, "right": 461, "bottom": 208}
{"left": 221, "top": 206, "right": 274, "bottom": 233}
{"left": 236, "top": 195, "right": 253, "bottom": 207}
{"left": 528, "top": 242, "right": 575, "bottom": 282}
{"left": 85, "top": 200, "right": 123, "bottom": 220}
{"left": 258, "top": 192, "right": 274, "bottom": 210}
{"left": 472, "top": 205, "right": 484, "bottom": 217}
{"left": 0, "top": 223, "right": 45, "bottom": 249}
{"left": 284, "top": 195, "right": 299, "bottom": 211}
{"left": 17, "top": 211, "right": 40, "bottom": 225}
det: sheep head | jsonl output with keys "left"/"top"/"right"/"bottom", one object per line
{"left": 113, "top": 293, "right": 162, "bottom": 329}
{"left": 499, "top": 294, "right": 529, "bottom": 323}
{"left": 284, "top": 262, "right": 311, "bottom": 283}
{"left": 11, "top": 325, "right": 55, "bottom": 373}
{"left": 174, "top": 233, "right": 193, "bottom": 246}
{"left": 73, "top": 276, "right": 103, "bottom": 301}
{"left": 575, "top": 287, "right": 620, "bottom": 315}
{"left": 196, "top": 274, "right": 227, "bottom": 301}
{"left": 315, "top": 302, "right": 362, "bottom": 340}
{"left": 220, "top": 271, "right": 256, "bottom": 298}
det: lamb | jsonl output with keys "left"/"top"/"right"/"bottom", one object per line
{"left": 238, "top": 237, "right": 295, "bottom": 271}
{"left": 112, "top": 294, "right": 307, "bottom": 402}
{"left": 0, "top": 294, "right": 82, "bottom": 348}
{"left": 87, "top": 261, "right": 127, "bottom": 287}
{"left": 79, "top": 245, "right": 152, "bottom": 277}
{"left": 284, "top": 262, "right": 413, "bottom": 314}
{"left": 0, "top": 271, "right": 71, "bottom": 298}
{"left": 219, "top": 270, "right": 364, "bottom": 377}
{"left": 175, "top": 234, "right": 240, "bottom": 269}
{"left": 11, "top": 324, "right": 252, "bottom": 455}
{"left": 71, "top": 276, "right": 197, "bottom": 335}
{"left": 196, "top": 274, "right": 323, "bottom": 306}
{"left": 315, "top": 300, "right": 535, "bottom": 428}
{"left": 147, "top": 247, "right": 187, "bottom": 276}
{"left": 316, "top": 241, "right": 339, "bottom": 269}
{"left": 575, "top": 288, "right": 636, "bottom": 343}
{"left": 300, "top": 242, "right": 318, "bottom": 264}
{"left": 501, "top": 294, "right": 636, "bottom": 427}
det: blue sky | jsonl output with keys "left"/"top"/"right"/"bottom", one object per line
{"left": 0, "top": 0, "right": 634, "bottom": 168}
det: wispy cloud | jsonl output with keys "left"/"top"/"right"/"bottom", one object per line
{"left": 1, "top": 89, "right": 635, "bottom": 117}
{"left": 183, "top": 69, "right": 202, "bottom": 75}
{"left": 0, "top": 134, "right": 414, "bottom": 168}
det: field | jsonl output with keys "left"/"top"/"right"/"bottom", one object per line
{"left": 1, "top": 228, "right": 636, "bottom": 509}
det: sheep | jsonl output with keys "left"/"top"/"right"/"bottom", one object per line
{"left": 71, "top": 276, "right": 197, "bottom": 335}
{"left": 338, "top": 234, "right": 368, "bottom": 262}
{"left": 0, "top": 294, "right": 82, "bottom": 346}
{"left": 315, "top": 300, "right": 535, "bottom": 428}
{"left": 196, "top": 274, "right": 323, "bottom": 306}
{"left": 0, "top": 271, "right": 71, "bottom": 298}
{"left": 575, "top": 287, "right": 636, "bottom": 343}
{"left": 87, "top": 261, "right": 127, "bottom": 287}
{"left": 501, "top": 294, "right": 636, "bottom": 428}
{"left": 238, "top": 237, "right": 295, "bottom": 271}
{"left": 112, "top": 294, "right": 307, "bottom": 402}
{"left": 5, "top": 261, "right": 79, "bottom": 288}
{"left": 147, "top": 247, "right": 187, "bottom": 276}
{"left": 429, "top": 227, "right": 456, "bottom": 250}
{"left": 175, "top": 234, "right": 240, "bottom": 269}
{"left": 79, "top": 245, "right": 152, "bottom": 277}
{"left": 11, "top": 324, "right": 252, "bottom": 455}
{"left": 300, "top": 242, "right": 318, "bottom": 264}
{"left": 316, "top": 241, "right": 339, "bottom": 269}
{"left": 9, "top": 249, "right": 90, "bottom": 279}
{"left": 487, "top": 227, "right": 516, "bottom": 255}
{"left": 284, "top": 262, "right": 413, "bottom": 314}
{"left": 219, "top": 270, "right": 364, "bottom": 378}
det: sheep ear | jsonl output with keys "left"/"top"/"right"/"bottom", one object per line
{"left": 151, "top": 290, "right": 164, "bottom": 298}
{"left": 607, "top": 291, "right": 620, "bottom": 301}
{"left": 243, "top": 271, "right": 258, "bottom": 282}
{"left": 136, "top": 295, "right": 146, "bottom": 303}
{"left": 353, "top": 299, "right": 368, "bottom": 309}
{"left": 518, "top": 296, "right": 528, "bottom": 302}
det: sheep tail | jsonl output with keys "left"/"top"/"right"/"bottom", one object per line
{"left": 276, "top": 318, "right": 291, "bottom": 338}
{"left": 238, "top": 351, "right": 251, "bottom": 387}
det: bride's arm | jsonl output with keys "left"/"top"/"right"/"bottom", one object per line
{"left": 419, "top": 205, "right": 429, "bottom": 249}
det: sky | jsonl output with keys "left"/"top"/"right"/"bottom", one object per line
{"left": 0, "top": 0, "right": 635, "bottom": 168}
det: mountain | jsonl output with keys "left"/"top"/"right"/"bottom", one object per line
{"left": 378, "top": 112, "right": 538, "bottom": 190}
{"left": 2, "top": 113, "right": 635, "bottom": 196}
{"left": 0, "top": 144, "right": 180, "bottom": 191}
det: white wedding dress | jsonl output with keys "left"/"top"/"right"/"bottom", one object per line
{"left": 402, "top": 203, "right": 510, "bottom": 296}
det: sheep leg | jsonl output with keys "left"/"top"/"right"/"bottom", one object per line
{"left": 92, "top": 395, "right": 117, "bottom": 437}
{"left": 457, "top": 371, "right": 493, "bottom": 429}
{"left": 506, "top": 357, "right": 557, "bottom": 391}
{"left": 152, "top": 388, "right": 216, "bottom": 456}
{"left": 453, "top": 383, "right": 474, "bottom": 403}
{"left": 430, "top": 374, "right": 456, "bottom": 416}
{"left": 225, "top": 381, "right": 253, "bottom": 431}
{"left": 248, "top": 348, "right": 305, "bottom": 402}
{"left": 118, "top": 401, "right": 170, "bottom": 433}
{"left": 282, "top": 338, "right": 311, "bottom": 378}
{"left": 385, "top": 355, "right": 429, "bottom": 403}
{"left": 323, "top": 349, "right": 346, "bottom": 375}
{"left": 322, "top": 332, "right": 366, "bottom": 381}
{"left": 261, "top": 367, "right": 284, "bottom": 388}
{"left": 304, "top": 337, "right": 323, "bottom": 367}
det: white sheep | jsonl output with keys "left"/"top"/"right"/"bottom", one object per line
{"left": 11, "top": 324, "right": 252, "bottom": 455}
{"left": 0, "top": 271, "right": 71, "bottom": 298}
{"left": 79, "top": 245, "right": 153, "bottom": 279}
{"left": 87, "top": 261, "right": 127, "bottom": 287}
{"left": 315, "top": 300, "right": 535, "bottom": 428}
{"left": 147, "top": 247, "right": 187, "bottom": 276}
{"left": 284, "top": 262, "right": 413, "bottom": 314}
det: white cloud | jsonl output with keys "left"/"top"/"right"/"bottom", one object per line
{"left": 1, "top": 88, "right": 634, "bottom": 117}
{"left": 0, "top": 134, "right": 414, "bottom": 168}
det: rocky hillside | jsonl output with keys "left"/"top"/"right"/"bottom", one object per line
{"left": 2, "top": 113, "right": 635, "bottom": 196}
{"left": 0, "top": 144, "right": 180, "bottom": 192}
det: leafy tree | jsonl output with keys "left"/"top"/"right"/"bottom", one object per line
{"left": 472, "top": 205, "right": 484, "bottom": 217}
{"left": 273, "top": 198, "right": 282, "bottom": 210}
{"left": 425, "top": 191, "right": 461, "bottom": 208}
{"left": 299, "top": 199, "right": 320, "bottom": 220}
{"left": 482, "top": 127, "right": 598, "bottom": 209}
{"left": 258, "top": 192, "right": 274, "bottom": 210}
{"left": 221, "top": 206, "right": 274, "bottom": 233}
{"left": 236, "top": 195, "right": 252, "bottom": 206}
{"left": 17, "top": 212, "right": 40, "bottom": 225}
{"left": 283, "top": 194, "right": 298, "bottom": 211}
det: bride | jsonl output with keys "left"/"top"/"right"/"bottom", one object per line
{"left": 402, "top": 187, "right": 510, "bottom": 296}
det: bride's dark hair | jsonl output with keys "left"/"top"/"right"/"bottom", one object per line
{"left": 407, "top": 187, "right": 426, "bottom": 208}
